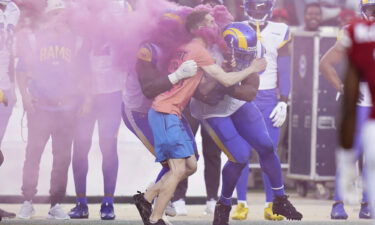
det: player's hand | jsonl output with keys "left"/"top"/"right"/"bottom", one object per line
{"left": 0, "top": 89, "right": 8, "bottom": 106}
{"left": 269, "top": 101, "right": 287, "bottom": 127}
{"left": 336, "top": 149, "right": 361, "bottom": 205}
{"left": 22, "top": 93, "right": 37, "bottom": 113}
{"left": 249, "top": 58, "right": 267, "bottom": 74}
{"left": 168, "top": 60, "right": 198, "bottom": 84}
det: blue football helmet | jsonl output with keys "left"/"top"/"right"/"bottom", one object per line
{"left": 223, "top": 22, "right": 259, "bottom": 71}
{"left": 243, "top": 0, "right": 274, "bottom": 24}
{"left": 360, "top": 0, "right": 375, "bottom": 20}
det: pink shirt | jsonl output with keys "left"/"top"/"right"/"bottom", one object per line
{"left": 152, "top": 39, "right": 215, "bottom": 117}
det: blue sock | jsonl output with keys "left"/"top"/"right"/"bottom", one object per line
{"left": 77, "top": 197, "right": 87, "bottom": 205}
{"left": 272, "top": 187, "right": 285, "bottom": 197}
{"left": 102, "top": 196, "right": 114, "bottom": 204}
{"left": 236, "top": 166, "right": 249, "bottom": 201}
{"left": 262, "top": 172, "right": 274, "bottom": 202}
{"left": 220, "top": 161, "right": 246, "bottom": 206}
{"left": 156, "top": 166, "right": 169, "bottom": 183}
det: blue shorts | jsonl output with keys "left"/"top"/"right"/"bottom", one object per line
{"left": 148, "top": 108, "right": 196, "bottom": 162}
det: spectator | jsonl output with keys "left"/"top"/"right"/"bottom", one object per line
{"left": 16, "top": 0, "right": 90, "bottom": 220}
{"left": 304, "top": 2, "right": 323, "bottom": 31}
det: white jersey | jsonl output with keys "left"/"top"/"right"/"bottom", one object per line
{"left": 190, "top": 45, "right": 246, "bottom": 120}
{"left": 0, "top": 2, "right": 19, "bottom": 91}
{"left": 90, "top": 44, "right": 125, "bottom": 94}
{"left": 358, "top": 81, "right": 373, "bottom": 107}
{"left": 242, "top": 21, "right": 290, "bottom": 90}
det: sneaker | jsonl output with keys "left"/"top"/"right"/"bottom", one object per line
{"left": 48, "top": 204, "right": 69, "bottom": 220}
{"left": 359, "top": 202, "right": 372, "bottom": 219}
{"left": 68, "top": 202, "right": 89, "bottom": 219}
{"left": 330, "top": 202, "right": 348, "bottom": 220}
{"left": 231, "top": 203, "right": 248, "bottom": 220}
{"left": 165, "top": 201, "right": 176, "bottom": 217}
{"left": 264, "top": 203, "right": 284, "bottom": 221}
{"left": 204, "top": 199, "right": 216, "bottom": 215}
{"left": 18, "top": 201, "right": 35, "bottom": 219}
{"left": 133, "top": 191, "right": 152, "bottom": 224}
{"left": 100, "top": 202, "right": 115, "bottom": 220}
{"left": 148, "top": 219, "right": 167, "bottom": 225}
{"left": 213, "top": 201, "right": 231, "bottom": 225}
{"left": 0, "top": 208, "right": 16, "bottom": 219}
{"left": 272, "top": 195, "right": 303, "bottom": 221}
{"left": 172, "top": 199, "right": 187, "bottom": 216}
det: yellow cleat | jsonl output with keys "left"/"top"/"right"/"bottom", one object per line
{"left": 231, "top": 203, "right": 249, "bottom": 220}
{"left": 264, "top": 203, "right": 284, "bottom": 221}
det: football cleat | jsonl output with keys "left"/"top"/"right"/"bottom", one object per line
{"left": 213, "top": 201, "right": 231, "bottom": 225}
{"left": 133, "top": 191, "right": 152, "bottom": 224}
{"left": 331, "top": 202, "right": 348, "bottom": 220}
{"left": 264, "top": 203, "right": 284, "bottom": 221}
{"left": 68, "top": 202, "right": 89, "bottom": 219}
{"left": 272, "top": 195, "right": 302, "bottom": 221}
{"left": 231, "top": 203, "right": 248, "bottom": 220}
{"left": 100, "top": 202, "right": 115, "bottom": 220}
{"left": 359, "top": 202, "right": 372, "bottom": 219}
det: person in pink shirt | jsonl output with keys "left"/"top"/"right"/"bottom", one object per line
{"left": 134, "top": 9, "right": 266, "bottom": 225}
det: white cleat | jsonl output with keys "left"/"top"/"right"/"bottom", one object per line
{"left": 18, "top": 201, "right": 35, "bottom": 219}
{"left": 165, "top": 201, "right": 177, "bottom": 217}
{"left": 47, "top": 204, "right": 69, "bottom": 220}
{"left": 172, "top": 199, "right": 187, "bottom": 216}
{"left": 204, "top": 199, "right": 216, "bottom": 215}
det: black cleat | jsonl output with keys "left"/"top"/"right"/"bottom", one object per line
{"left": 147, "top": 219, "right": 167, "bottom": 225}
{"left": 212, "top": 201, "right": 232, "bottom": 225}
{"left": 272, "top": 195, "right": 303, "bottom": 220}
{"left": 133, "top": 191, "right": 152, "bottom": 225}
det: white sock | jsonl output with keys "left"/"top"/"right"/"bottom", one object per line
{"left": 238, "top": 200, "right": 248, "bottom": 208}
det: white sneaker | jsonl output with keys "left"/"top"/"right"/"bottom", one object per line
{"left": 47, "top": 204, "right": 69, "bottom": 220}
{"left": 172, "top": 199, "right": 187, "bottom": 216}
{"left": 204, "top": 199, "right": 216, "bottom": 215}
{"left": 165, "top": 201, "right": 177, "bottom": 217}
{"left": 18, "top": 201, "right": 35, "bottom": 219}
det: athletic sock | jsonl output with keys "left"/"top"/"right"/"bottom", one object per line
{"left": 102, "top": 196, "right": 114, "bottom": 204}
{"left": 220, "top": 161, "right": 246, "bottom": 206}
{"left": 77, "top": 197, "right": 87, "bottom": 205}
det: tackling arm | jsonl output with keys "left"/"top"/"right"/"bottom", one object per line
{"left": 136, "top": 59, "right": 173, "bottom": 99}
{"left": 201, "top": 58, "right": 266, "bottom": 87}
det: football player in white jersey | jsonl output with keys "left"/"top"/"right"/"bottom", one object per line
{"left": 232, "top": 0, "right": 292, "bottom": 221}
{"left": 319, "top": 0, "right": 373, "bottom": 220}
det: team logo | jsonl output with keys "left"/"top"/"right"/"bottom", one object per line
{"left": 299, "top": 54, "right": 307, "bottom": 79}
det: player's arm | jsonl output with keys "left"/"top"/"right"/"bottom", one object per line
{"left": 136, "top": 59, "right": 173, "bottom": 99}
{"left": 319, "top": 41, "right": 345, "bottom": 93}
{"left": 201, "top": 58, "right": 266, "bottom": 87}
{"left": 227, "top": 73, "right": 259, "bottom": 102}
{"left": 339, "top": 60, "right": 360, "bottom": 150}
{"left": 277, "top": 41, "right": 291, "bottom": 103}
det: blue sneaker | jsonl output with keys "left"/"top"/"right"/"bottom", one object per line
{"left": 68, "top": 202, "right": 89, "bottom": 219}
{"left": 100, "top": 202, "right": 115, "bottom": 220}
{"left": 359, "top": 203, "right": 372, "bottom": 219}
{"left": 330, "top": 202, "right": 348, "bottom": 220}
